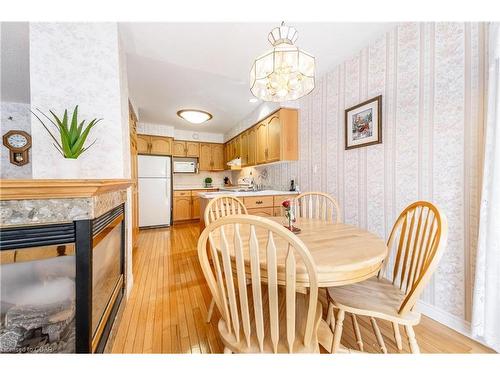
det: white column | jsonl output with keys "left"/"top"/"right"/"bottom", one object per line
{"left": 29, "top": 22, "right": 130, "bottom": 179}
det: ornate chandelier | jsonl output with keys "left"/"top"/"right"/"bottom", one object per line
{"left": 250, "top": 22, "right": 315, "bottom": 102}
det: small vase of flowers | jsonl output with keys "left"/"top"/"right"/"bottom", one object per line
{"left": 282, "top": 199, "right": 301, "bottom": 233}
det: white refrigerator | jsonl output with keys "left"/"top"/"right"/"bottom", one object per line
{"left": 138, "top": 155, "right": 172, "bottom": 227}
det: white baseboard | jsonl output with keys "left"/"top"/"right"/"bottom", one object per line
{"left": 416, "top": 300, "right": 472, "bottom": 336}
{"left": 416, "top": 300, "right": 494, "bottom": 350}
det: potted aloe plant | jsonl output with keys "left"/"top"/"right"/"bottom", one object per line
{"left": 32, "top": 105, "right": 101, "bottom": 178}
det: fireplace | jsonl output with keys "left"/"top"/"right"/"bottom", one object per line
{"left": 0, "top": 204, "right": 125, "bottom": 353}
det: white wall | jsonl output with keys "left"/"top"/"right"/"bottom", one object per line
{"left": 137, "top": 121, "right": 224, "bottom": 143}
{"left": 29, "top": 23, "right": 129, "bottom": 179}
{"left": 174, "top": 128, "right": 223, "bottom": 143}
{"left": 233, "top": 22, "right": 487, "bottom": 328}
{"left": 137, "top": 122, "right": 174, "bottom": 137}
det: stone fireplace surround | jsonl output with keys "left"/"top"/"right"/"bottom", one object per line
{"left": 0, "top": 179, "right": 131, "bottom": 353}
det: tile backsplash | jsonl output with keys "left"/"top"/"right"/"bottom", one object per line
{"left": 173, "top": 171, "right": 229, "bottom": 189}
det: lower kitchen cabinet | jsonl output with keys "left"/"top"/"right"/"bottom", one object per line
{"left": 173, "top": 189, "right": 218, "bottom": 222}
{"left": 247, "top": 207, "right": 274, "bottom": 217}
{"left": 192, "top": 195, "right": 201, "bottom": 220}
{"left": 242, "top": 194, "right": 299, "bottom": 218}
{"left": 173, "top": 193, "right": 192, "bottom": 221}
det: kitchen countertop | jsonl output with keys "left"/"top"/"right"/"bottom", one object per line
{"left": 198, "top": 190, "right": 299, "bottom": 199}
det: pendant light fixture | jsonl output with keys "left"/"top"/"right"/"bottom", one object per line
{"left": 250, "top": 22, "right": 315, "bottom": 102}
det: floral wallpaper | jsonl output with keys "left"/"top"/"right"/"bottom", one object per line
{"left": 233, "top": 22, "right": 487, "bottom": 323}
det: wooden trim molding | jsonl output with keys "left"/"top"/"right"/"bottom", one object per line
{"left": 0, "top": 179, "right": 132, "bottom": 200}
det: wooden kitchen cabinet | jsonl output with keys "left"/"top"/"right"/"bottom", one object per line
{"left": 137, "top": 134, "right": 173, "bottom": 156}
{"left": 255, "top": 108, "right": 298, "bottom": 165}
{"left": 212, "top": 144, "right": 224, "bottom": 170}
{"left": 173, "top": 140, "right": 199, "bottom": 157}
{"left": 256, "top": 122, "right": 268, "bottom": 164}
{"left": 240, "top": 131, "right": 248, "bottom": 166}
{"left": 233, "top": 136, "right": 241, "bottom": 159}
{"left": 172, "top": 141, "right": 185, "bottom": 156}
{"left": 241, "top": 193, "right": 299, "bottom": 218}
{"left": 150, "top": 136, "right": 172, "bottom": 155}
{"left": 247, "top": 127, "right": 256, "bottom": 166}
{"left": 173, "top": 189, "right": 218, "bottom": 222}
{"left": 243, "top": 195, "right": 274, "bottom": 209}
{"left": 173, "top": 193, "right": 192, "bottom": 221}
{"left": 247, "top": 207, "right": 274, "bottom": 217}
{"left": 137, "top": 134, "right": 151, "bottom": 154}
{"left": 223, "top": 108, "right": 298, "bottom": 167}
{"left": 266, "top": 113, "right": 281, "bottom": 162}
{"left": 192, "top": 195, "right": 201, "bottom": 220}
{"left": 199, "top": 143, "right": 224, "bottom": 171}
{"left": 186, "top": 142, "right": 200, "bottom": 157}
{"left": 225, "top": 139, "right": 233, "bottom": 162}
{"left": 199, "top": 143, "right": 212, "bottom": 170}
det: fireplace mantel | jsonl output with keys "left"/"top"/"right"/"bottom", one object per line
{"left": 0, "top": 179, "right": 132, "bottom": 200}
{"left": 0, "top": 179, "right": 132, "bottom": 228}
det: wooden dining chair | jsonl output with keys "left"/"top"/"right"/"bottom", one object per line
{"left": 197, "top": 215, "right": 322, "bottom": 353}
{"left": 295, "top": 192, "right": 341, "bottom": 223}
{"left": 295, "top": 192, "right": 343, "bottom": 330}
{"left": 204, "top": 195, "right": 248, "bottom": 323}
{"left": 327, "top": 201, "right": 448, "bottom": 353}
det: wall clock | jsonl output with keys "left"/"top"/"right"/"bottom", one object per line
{"left": 2, "top": 130, "right": 32, "bottom": 166}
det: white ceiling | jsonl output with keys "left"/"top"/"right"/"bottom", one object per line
{"left": 120, "top": 22, "right": 396, "bottom": 133}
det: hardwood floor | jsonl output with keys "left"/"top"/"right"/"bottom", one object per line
{"left": 111, "top": 223, "right": 494, "bottom": 354}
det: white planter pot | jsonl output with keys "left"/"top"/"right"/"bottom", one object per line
{"left": 56, "top": 158, "right": 81, "bottom": 179}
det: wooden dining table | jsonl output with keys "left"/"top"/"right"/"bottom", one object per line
{"left": 211, "top": 216, "right": 388, "bottom": 352}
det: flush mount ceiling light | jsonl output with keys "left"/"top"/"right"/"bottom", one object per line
{"left": 250, "top": 22, "right": 315, "bottom": 102}
{"left": 176, "top": 109, "right": 213, "bottom": 124}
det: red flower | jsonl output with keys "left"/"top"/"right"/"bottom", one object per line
{"left": 282, "top": 200, "right": 290, "bottom": 208}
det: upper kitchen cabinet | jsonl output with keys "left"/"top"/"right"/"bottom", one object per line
{"left": 255, "top": 108, "right": 298, "bottom": 165}
{"left": 212, "top": 144, "right": 225, "bottom": 170}
{"left": 173, "top": 141, "right": 199, "bottom": 157}
{"left": 151, "top": 136, "right": 173, "bottom": 155}
{"left": 256, "top": 121, "right": 268, "bottom": 164}
{"left": 137, "top": 134, "right": 173, "bottom": 156}
{"left": 247, "top": 127, "right": 257, "bottom": 166}
{"left": 240, "top": 131, "right": 248, "bottom": 166}
{"left": 199, "top": 143, "right": 212, "bottom": 170}
{"left": 199, "top": 143, "right": 224, "bottom": 171}
{"left": 137, "top": 134, "right": 150, "bottom": 154}
{"left": 233, "top": 136, "right": 241, "bottom": 160}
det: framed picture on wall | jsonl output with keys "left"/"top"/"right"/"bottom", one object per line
{"left": 345, "top": 95, "right": 382, "bottom": 150}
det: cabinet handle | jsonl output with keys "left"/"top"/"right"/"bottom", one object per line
{"left": 256, "top": 200, "right": 263, "bottom": 204}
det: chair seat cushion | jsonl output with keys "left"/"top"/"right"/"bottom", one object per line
{"left": 217, "top": 291, "right": 322, "bottom": 353}
{"left": 327, "top": 277, "right": 420, "bottom": 325}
